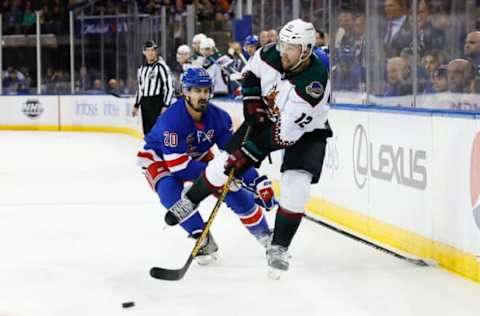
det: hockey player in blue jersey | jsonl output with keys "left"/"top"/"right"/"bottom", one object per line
{"left": 137, "top": 67, "right": 276, "bottom": 264}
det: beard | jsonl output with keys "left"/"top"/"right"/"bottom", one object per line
{"left": 195, "top": 100, "right": 208, "bottom": 112}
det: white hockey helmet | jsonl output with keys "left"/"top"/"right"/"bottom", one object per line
{"left": 192, "top": 33, "right": 207, "bottom": 45}
{"left": 177, "top": 44, "right": 191, "bottom": 55}
{"left": 200, "top": 37, "right": 216, "bottom": 49}
{"left": 278, "top": 19, "right": 316, "bottom": 59}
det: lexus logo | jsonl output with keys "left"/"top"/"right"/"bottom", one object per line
{"left": 352, "top": 124, "right": 368, "bottom": 189}
{"left": 471, "top": 132, "right": 480, "bottom": 230}
{"left": 352, "top": 124, "right": 427, "bottom": 190}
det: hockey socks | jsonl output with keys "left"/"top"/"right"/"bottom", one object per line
{"left": 237, "top": 205, "right": 270, "bottom": 237}
{"left": 271, "top": 206, "right": 303, "bottom": 248}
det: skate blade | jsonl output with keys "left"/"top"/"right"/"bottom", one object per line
{"left": 195, "top": 253, "right": 218, "bottom": 266}
{"left": 267, "top": 268, "right": 283, "bottom": 280}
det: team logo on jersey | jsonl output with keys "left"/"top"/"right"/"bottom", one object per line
{"left": 22, "top": 99, "right": 44, "bottom": 119}
{"left": 306, "top": 81, "right": 324, "bottom": 99}
{"left": 264, "top": 85, "right": 279, "bottom": 108}
{"left": 470, "top": 131, "right": 480, "bottom": 230}
{"left": 197, "top": 129, "right": 214, "bottom": 144}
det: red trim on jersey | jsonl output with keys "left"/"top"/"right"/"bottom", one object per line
{"left": 240, "top": 206, "right": 263, "bottom": 225}
{"left": 278, "top": 206, "right": 303, "bottom": 220}
{"left": 195, "top": 122, "right": 205, "bottom": 130}
{"left": 164, "top": 155, "right": 189, "bottom": 168}
{"left": 137, "top": 151, "right": 156, "bottom": 161}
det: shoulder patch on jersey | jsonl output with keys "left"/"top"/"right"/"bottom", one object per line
{"left": 290, "top": 57, "right": 329, "bottom": 107}
{"left": 260, "top": 44, "right": 283, "bottom": 73}
{"left": 305, "top": 81, "right": 324, "bottom": 99}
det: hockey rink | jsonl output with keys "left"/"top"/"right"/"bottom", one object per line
{"left": 1, "top": 131, "right": 479, "bottom": 316}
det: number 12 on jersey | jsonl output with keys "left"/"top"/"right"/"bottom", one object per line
{"left": 294, "top": 113, "right": 313, "bottom": 128}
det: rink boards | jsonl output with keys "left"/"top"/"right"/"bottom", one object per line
{"left": 0, "top": 94, "right": 479, "bottom": 283}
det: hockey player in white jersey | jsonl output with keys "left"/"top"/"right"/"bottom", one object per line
{"left": 199, "top": 37, "right": 232, "bottom": 96}
{"left": 165, "top": 19, "right": 332, "bottom": 277}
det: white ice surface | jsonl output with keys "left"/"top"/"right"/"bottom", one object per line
{"left": 0, "top": 131, "right": 479, "bottom": 316}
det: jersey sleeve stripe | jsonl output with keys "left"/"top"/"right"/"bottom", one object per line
{"left": 165, "top": 155, "right": 191, "bottom": 172}
{"left": 137, "top": 149, "right": 163, "bottom": 168}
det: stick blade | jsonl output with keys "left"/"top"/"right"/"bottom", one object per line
{"left": 150, "top": 256, "right": 194, "bottom": 281}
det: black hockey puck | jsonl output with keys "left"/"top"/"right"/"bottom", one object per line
{"left": 122, "top": 301, "right": 135, "bottom": 308}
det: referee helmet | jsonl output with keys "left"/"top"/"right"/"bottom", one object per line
{"left": 143, "top": 40, "right": 158, "bottom": 50}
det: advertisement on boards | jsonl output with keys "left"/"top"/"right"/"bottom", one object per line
{"left": 0, "top": 96, "right": 59, "bottom": 127}
{"left": 60, "top": 95, "right": 141, "bottom": 132}
{"left": 314, "top": 109, "right": 370, "bottom": 215}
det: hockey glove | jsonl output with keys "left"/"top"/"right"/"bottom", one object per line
{"left": 224, "top": 140, "right": 265, "bottom": 176}
{"left": 248, "top": 175, "right": 278, "bottom": 211}
{"left": 244, "top": 98, "right": 271, "bottom": 125}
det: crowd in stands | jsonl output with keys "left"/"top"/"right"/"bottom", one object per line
{"left": 1, "top": 0, "right": 72, "bottom": 35}
{"left": 1, "top": 0, "right": 480, "bottom": 110}
{"left": 136, "top": 0, "right": 233, "bottom": 22}
{"left": 330, "top": 0, "right": 480, "bottom": 97}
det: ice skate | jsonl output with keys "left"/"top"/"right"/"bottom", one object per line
{"left": 266, "top": 244, "right": 291, "bottom": 279}
{"left": 194, "top": 233, "right": 219, "bottom": 266}
{"left": 255, "top": 230, "right": 273, "bottom": 248}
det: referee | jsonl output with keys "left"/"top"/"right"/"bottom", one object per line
{"left": 132, "top": 40, "right": 174, "bottom": 134}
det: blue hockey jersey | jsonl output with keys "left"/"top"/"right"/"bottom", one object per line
{"left": 138, "top": 97, "right": 233, "bottom": 182}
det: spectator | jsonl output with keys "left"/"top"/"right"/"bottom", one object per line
{"left": 87, "top": 79, "right": 104, "bottom": 94}
{"left": 464, "top": 31, "right": 480, "bottom": 68}
{"left": 332, "top": 46, "right": 363, "bottom": 91}
{"left": 384, "top": 56, "right": 413, "bottom": 96}
{"left": 421, "top": 50, "right": 445, "bottom": 78}
{"left": 40, "top": 3, "right": 55, "bottom": 34}
{"left": 432, "top": 65, "right": 448, "bottom": 92}
{"left": 399, "top": 46, "right": 430, "bottom": 93}
{"left": 76, "top": 65, "right": 93, "bottom": 92}
{"left": 384, "top": 0, "right": 412, "bottom": 58}
{"left": 353, "top": 14, "right": 365, "bottom": 66}
{"left": 5, "top": 0, "right": 23, "bottom": 34}
{"left": 315, "top": 30, "right": 328, "bottom": 48}
{"left": 267, "top": 29, "right": 278, "bottom": 44}
{"left": 106, "top": 78, "right": 120, "bottom": 94}
{"left": 259, "top": 30, "right": 269, "bottom": 47}
{"left": 22, "top": 1, "right": 36, "bottom": 34}
{"left": 2, "top": 67, "right": 26, "bottom": 94}
{"left": 334, "top": 10, "right": 355, "bottom": 50}
{"left": 447, "top": 59, "right": 474, "bottom": 93}
{"left": 416, "top": 0, "right": 446, "bottom": 54}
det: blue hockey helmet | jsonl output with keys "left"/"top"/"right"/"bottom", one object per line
{"left": 182, "top": 67, "right": 212, "bottom": 89}
{"left": 244, "top": 35, "right": 259, "bottom": 46}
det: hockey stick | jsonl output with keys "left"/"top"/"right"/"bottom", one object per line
{"left": 150, "top": 167, "right": 237, "bottom": 281}
{"left": 304, "top": 214, "right": 430, "bottom": 266}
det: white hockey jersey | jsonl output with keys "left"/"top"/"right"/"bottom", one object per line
{"left": 242, "top": 44, "right": 330, "bottom": 146}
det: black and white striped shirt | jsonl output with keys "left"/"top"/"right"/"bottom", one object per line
{"left": 135, "top": 57, "right": 174, "bottom": 107}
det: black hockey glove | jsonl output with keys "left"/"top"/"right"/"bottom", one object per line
{"left": 243, "top": 98, "right": 271, "bottom": 125}
{"left": 224, "top": 140, "right": 265, "bottom": 176}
